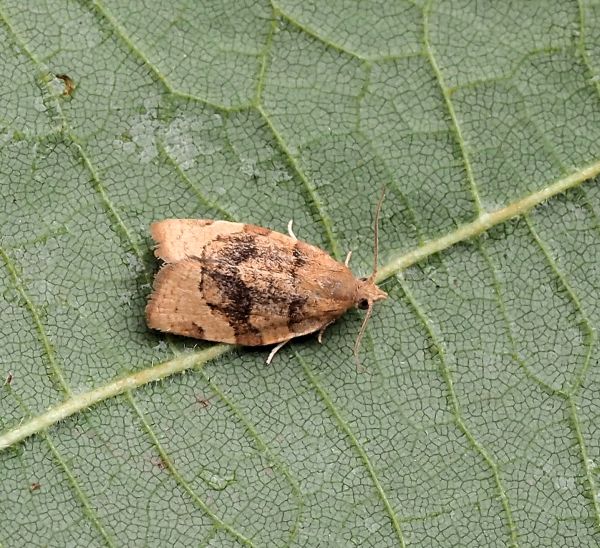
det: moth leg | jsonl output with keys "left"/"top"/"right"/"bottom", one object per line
{"left": 287, "top": 220, "right": 297, "bottom": 241}
{"left": 266, "top": 339, "right": 292, "bottom": 365}
{"left": 344, "top": 250, "right": 352, "bottom": 266}
{"left": 317, "top": 321, "right": 335, "bottom": 344}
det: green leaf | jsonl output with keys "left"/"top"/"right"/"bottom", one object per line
{"left": 1, "top": 1, "right": 600, "bottom": 546}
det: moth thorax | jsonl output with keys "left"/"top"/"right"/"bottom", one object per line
{"left": 355, "top": 279, "right": 387, "bottom": 310}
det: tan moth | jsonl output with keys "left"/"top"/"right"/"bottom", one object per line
{"left": 146, "top": 192, "right": 387, "bottom": 364}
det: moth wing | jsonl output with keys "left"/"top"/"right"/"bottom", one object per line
{"left": 151, "top": 219, "right": 245, "bottom": 262}
{"left": 246, "top": 299, "right": 347, "bottom": 345}
{"left": 147, "top": 224, "right": 359, "bottom": 347}
{"left": 145, "top": 256, "right": 333, "bottom": 345}
{"left": 251, "top": 316, "right": 336, "bottom": 345}
{"left": 200, "top": 234, "right": 357, "bottom": 345}
{"left": 145, "top": 258, "right": 237, "bottom": 343}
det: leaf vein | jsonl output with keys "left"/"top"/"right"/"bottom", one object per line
{"left": 524, "top": 216, "right": 596, "bottom": 394}
{"left": 6, "top": 387, "right": 115, "bottom": 546}
{"left": 358, "top": 133, "right": 425, "bottom": 243}
{"left": 0, "top": 248, "right": 71, "bottom": 396}
{"left": 423, "top": 0, "right": 483, "bottom": 215}
{"left": 87, "top": 0, "right": 243, "bottom": 111}
{"left": 568, "top": 396, "right": 600, "bottom": 529}
{"left": 157, "top": 142, "right": 236, "bottom": 221}
{"left": 42, "top": 432, "right": 117, "bottom": 547}
{"left": 0, "top": 347, "right": 231, "bottom": 451}
{"left": 198, "top": 371, "right": 306, "bottom": 545}
{"left": 272, "top": 3, "right": 368, "bottom": 62}
{"left": 576, "top": 0, "right": 600, "bottom": 100}
{"left": 125, "top": 391, "right": 257, "bottom": 546}
{"left": 0, "top": 4, "right": 66, "bottom": 131}
{"left": 256, "top": 104, "right": 342, "bottom": 259}
{"left": 272, "top": 2, "right": 423, "bottom": 63}
{"left": 477, "top": 239, "right": 563, "bottom": 393}
{"left": 254, "top": 10, "right": 277, "bottom": 104}
{"left": 399, "top": 278, "right": 519, "bottom": 547}
{"left": 298, "top": 353, "right": 406, "bottom": 548}
{"left": 524, "top": 218, "right": 600, "bottom": 526}
{"left": 377, "top": 160, "right": 600, "bottom": 281}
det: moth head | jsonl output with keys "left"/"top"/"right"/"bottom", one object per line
{"left": 355, "top": 278, "right": 388, "bottom": 310}
{"left": 352, "top": 187, "right": 387, "bottom": 368}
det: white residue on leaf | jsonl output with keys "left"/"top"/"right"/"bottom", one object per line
{"left": 268, "top": 167, "right": 292, "bottom": 183}
{"left": 197, "top": 469, "right": 235, "bottom": 490}
{"left": 196, "top": 141, "right": 222, "bottom": 156}
{"left": 240, "top": 157, "right": 260, "bottom": 177}
{"left": 129, "top": 114, "right": 159, "bottom": 164}
{"left": 275, "top": 14, "right": 286, "bottom": 30}
{"left": 30, "top": 279, "right": 50, "bottom": 298}
{"left": 163, "top": 116, "right": 199, "bottom": 170}
{"left": 315, "top": 177, "right": 332, "bottom": 189}
{"left": 153, "top": 340, "right": 168, "bottom": 353}
{"left": 124, "top": 252, "right": 144, "bottom": 275}
{"left": 553, "top": 475, "right": 576, "bottom": 491}
{"left": 47, "top": 76, "right": 65, "bottom": 96}
{"left": 33, "top": 96, "right": 46, "bottom": 113}
{"left": 365, "top": 517, "right": 382, "bottom": 533}
{"left": 113, "top": 139, "right": 136, "bottom": 155}
{"left": 207, "top": 473, "right": 234, "bottom": 490}
{"left": 143, "top": 95, "right": 161, "bottom": 110}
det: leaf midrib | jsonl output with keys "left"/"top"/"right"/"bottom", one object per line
{"left": 2, "top": 158, "right": 600, "bottom": 451}
{"left": 2, "top": 1, "right": 599, "bottom": 545}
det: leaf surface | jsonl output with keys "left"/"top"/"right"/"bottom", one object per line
{"left": 1, "top": 1, "right": 600, "bottom": 546}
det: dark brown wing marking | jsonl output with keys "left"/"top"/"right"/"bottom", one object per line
{"left": 191, "top": 322, "right": 205, "bottom": 338}
{"left": 287, "top": 242, "right": 309, "bottom": 330}
{"left": 199, "top": 233, "right": 263, "bottom": 344}
{"left": 203, "top": 269, "right": 263, "bottom": 344}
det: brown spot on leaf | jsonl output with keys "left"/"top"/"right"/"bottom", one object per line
{"left": 195, "top": 394, "right": 212, "bottom": 408}
{"left": 151, "top": 456, "right": 167, "bottom": 470}
{"left": 55, "top": 74, "right": 75, "bottom": 96}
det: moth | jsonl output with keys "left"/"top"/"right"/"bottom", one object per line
{"left": 146, "top": 193, "right": 387, "bottom": 364}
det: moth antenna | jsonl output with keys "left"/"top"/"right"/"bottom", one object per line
{"left": 368, "top": 187, "right": 386, "bottom": 283}
{"left": 353, "top": 303, "right": 374, "bottom": 370}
